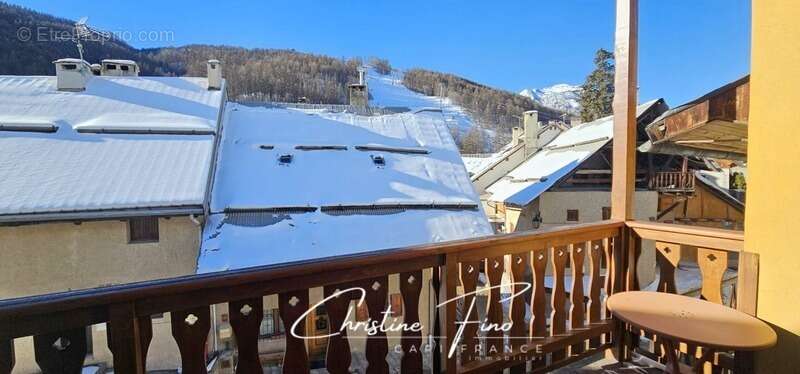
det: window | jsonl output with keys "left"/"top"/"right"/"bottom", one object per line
{"left": 567, "top": 209, "right": 579, "bottom": 222}
{"left": 120, "top": 65, "right": 130, "bottom": 71}
{"left": 221, "top": 313, "right": 229, "bottom": 322}
{"left": 128, "top": 217, "right": 159, "bottom": 243}
{"left": 260, "top": 310, "right": 275, "bottom": 336}
{"left": 106, "top": 64, "right": 117, "bottom": 70}
{"left": 602, "top": 207, "right": 611, "bottom": 220}
{"left": 260, "top": 309, "right": 284, "bottom": 337}
{"left": 390, "top": 293, "right": 403, "bottom": 317}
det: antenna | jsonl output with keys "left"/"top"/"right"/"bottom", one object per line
{"left": 72, "top": 17, "right": 108, "bottom": 61}
{"left": 73, "top": 17, "right": 90, "bottom": 60}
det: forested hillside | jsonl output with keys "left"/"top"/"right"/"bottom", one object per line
{"left": 143, "top": 46, "right": 361, "bottom": 103}
{"left": 1, "top": 1, "right": 564, "bottom": 147}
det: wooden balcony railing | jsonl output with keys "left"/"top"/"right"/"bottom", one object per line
{"left": 0, "top": 220, "right": 756, "bottom": 373}
{"left": 622, "top": 221, "right": 754, "bottom": 372}
{"left": 650, "top": 171, "right": 696, "bottom": 192}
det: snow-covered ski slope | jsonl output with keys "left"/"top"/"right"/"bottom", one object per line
{"left": 366, "top": 68, "right": 477, "bottom": 136}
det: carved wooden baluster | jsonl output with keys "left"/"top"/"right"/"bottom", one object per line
{"left": 696, "top": 248, "right": 728, "bottom": 372}
{"left": 229, "top": 298, "right": 263, "bottom": 374}
{"left": 509, "top": 253, "right": 528, "bottom": 374}
{"left": 400, "top": 271, "right": 423, "bottom": 374}
{"left": 627, "top": 233, "right": 642, "bottom": 291}
{"left": 280, "top": 290, "right": 310, "bottom": 373}
{"left": 363, "top": 276, "right": 389, "bottom": 374}
{"left": 324, "top": 285, "right": 353, "bottom": 374}
{"left": 587, "top": 239, "right": 603, "bottom": 348}
{"left": 171, "top": 306, "right": 211, "bottom": 374}
{"left": 0, "top": 338, "right": 13, "bottom": 374}
{"left": 529, "top": 247, "right": 548, "bottom": 370}
{"left": 569, "top": 242, "right": 587, "bottom": 356}
{"left": 484, "top": 256, "right": 505, "bottom": 358}
{"left": 34, "top": 327, "right": 87, "bottom": 374}
{"left": 602, "top": 237, "right": 613, "bottom": 319}
{"left": 459, "top": 261, "right": 481, "bottom": 364}
{"left": 550, "top": 245, "right": 568, "bottom": 362}
{"left": 698, "top": 248, "right": 728, "bottom": 304}
{"left": 655, "top": 242, "right": 681, "bottom": 293}
{"left": 108, "top": 303, "right": 153, "bottom": 374}
{"left": 530, "top": 248, "right": 548, "bottom": 338}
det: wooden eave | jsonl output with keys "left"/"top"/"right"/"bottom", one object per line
{"left": 647, "top": 76, "right": 750, "bottom": 156}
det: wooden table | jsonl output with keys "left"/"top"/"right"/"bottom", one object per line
{"left": 607, "top": 291, "right": 776, "bottom": 373}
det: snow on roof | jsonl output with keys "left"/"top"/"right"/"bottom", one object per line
{"left": 198, "top": 103, "right": 491, "bottom": 273}
{"left": 486, "top": 100, "right": 660, "bottom": 206}
{"left": 0, "top": 75, "right": 224, "bottom": 219}
{"left": 461, "top": 142, "right": 518, "bottom": 176}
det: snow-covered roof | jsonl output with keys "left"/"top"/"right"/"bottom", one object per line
{"left": 486, "top": 100, "right": 661, "bottom": 206}
{"left": 0, "top": 75, "right": 224, "bottom": 221}
{"left": 198, "top": 103, "right": 491, "bottom": 273}
{"left": 461, "top": 142, "right": 518, "bottom": 176}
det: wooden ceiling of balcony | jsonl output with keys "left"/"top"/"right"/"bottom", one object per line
{"left": 650, "top": 75, "right": 749, "bottom": 156}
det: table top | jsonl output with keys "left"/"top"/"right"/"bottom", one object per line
{"left": 607, "top": 291, "right": 776, "bottom": 350}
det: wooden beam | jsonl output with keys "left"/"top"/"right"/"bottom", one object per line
{"left": 611, "top": 0, "right": 639, "bottom": 221}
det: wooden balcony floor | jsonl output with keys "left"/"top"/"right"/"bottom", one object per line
{"left": 556, "top": 352, "right": 664, "bottom": 373}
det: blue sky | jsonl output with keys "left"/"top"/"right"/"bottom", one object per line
{"left": 12, "top": 0, "right": 750, "bottom": 105}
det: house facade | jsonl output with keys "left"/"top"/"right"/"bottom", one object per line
{"left": 0, "top": 59, "right": 225, "bottom": 372}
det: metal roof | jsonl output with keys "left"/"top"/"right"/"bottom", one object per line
{"left": 0, "top": 75, "right": 225, "bottom": 220}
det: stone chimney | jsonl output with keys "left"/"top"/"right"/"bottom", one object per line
{"left": 53, "top": 58, "right": 92, "bottom": 91}
{"left": 511, "top": 127, "right": 523, "bottom": 147}
{"left": 523, "top": 110, "right": 540, "bottom": 157}
{"left": 207, "top": 59, "right": 222, "bottom": 90}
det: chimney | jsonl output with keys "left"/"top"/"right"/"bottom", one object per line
{"left": 100, "top": 59, "right": 139, "bottom": 77}
{"left": 358, "top": 67, "right": 366, "bottom": 85}
{"left": 348, "top": 66, "right": 368, "bottom": 108}
{"left": 523, "top": 110, "right": 540, "bottom": 156}
{"left": 511, "top": 127, "right": 523, "bottom": 147}
{"left": 207, "top": 59, "right": 222, "bottom": 90}
{"left": 53, "top": 58, "right": 92, "bottom": 91}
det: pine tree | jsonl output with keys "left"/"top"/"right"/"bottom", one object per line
{"left": 460, "top": 126, "right": 486, "bottom": 154}
{"left": 579, "top": 49, "right": 615, "bottom": 122}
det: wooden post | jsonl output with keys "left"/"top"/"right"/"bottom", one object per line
{"left": 108, "top": 303, "right": 152, "bottom": 374}
{"left": 736, "top": 252, "right": 760, "bottom": 315}
{"left": 611, "top": 0, "right": 639, "bottom": 221}
{"left": 610, "top": 0, "right": 638, "bottom": 363}
{"left": 438, "top": 254, "right": 459, "bottom": 373}
{"left": 0, "top": 338, "right": 12, "bottom": 374}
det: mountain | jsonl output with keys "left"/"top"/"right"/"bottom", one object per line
{"left": 519, "top": 83, "right": 582, "bottom": 116}
{"left": 0, "top": 1, "right": 565, "bottom": 151}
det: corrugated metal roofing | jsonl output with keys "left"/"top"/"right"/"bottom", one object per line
{"left": 0, "top": 75, "right": 224, "bottom": 218}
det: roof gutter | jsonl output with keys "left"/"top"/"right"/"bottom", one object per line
{"left": 0, "top": 206, "right": 204, "bottom": 225}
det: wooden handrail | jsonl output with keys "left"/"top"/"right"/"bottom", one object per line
{"left": 625, "top": 220, "right": 744, "bottom": 252}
